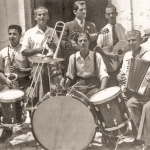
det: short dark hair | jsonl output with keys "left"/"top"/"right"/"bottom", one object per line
{"left": 8, "top": 25, "right": 22, "bottom": 34}
{"left": 74, "top": 31, "right": 90, "bottom": 43}
{"left": 34, "top": 6, "right": 48, "bottom": 16}
{"left": 73, "top": 1, "right": 86, "bottom": 11}
{"left": 105, "top": 4, "right": 117, "bottom": 13}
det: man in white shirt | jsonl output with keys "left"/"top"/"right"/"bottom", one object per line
{"left": 117, "top": 30, "right": 150, "bottom": 150}
{"left": 21, "top": 6, "right": 60, "bottom": 102}
{"left": 0, "top": 25, "right": 31, "bottom": 91}
{"left": 97, "top": 4, "right": 127, "bottom": 87}
{"left": 65, "top": 31, "right": 109, "bottom": 98}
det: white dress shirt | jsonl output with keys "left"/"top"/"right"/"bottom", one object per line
{"left": 21, "top": 25, "right": 59, "bottom": 62}
{"left": 97, "top": 23, "right": 127, "bottom": 48}
{"left": 0, "top": 44, "right": 29, "bottom": 78}
{"left": 66, "top": 51, "right": 109, "bottom": 80}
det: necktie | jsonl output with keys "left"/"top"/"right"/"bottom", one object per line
{"left": 112, "top": 25, "right": 119, "bottom": 46}
{"left": 80, "top": 20, "right": 84, "bottom": 29}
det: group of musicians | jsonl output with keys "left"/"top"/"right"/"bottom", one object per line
{"left": 0, "top": 1, "right": 150, "bottom": 149}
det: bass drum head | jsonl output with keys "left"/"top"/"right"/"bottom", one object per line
{"left": 32, "top": 95, "right": 96, "bottom": 150}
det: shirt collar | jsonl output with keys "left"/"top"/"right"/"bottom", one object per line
{"left": 75, "top": 18, "right": 85, "bottom": 26}
{"left": 76, "top": 51, "right": 93, "bottom": 60}
{"left": 8, "top": 43, "right": 21, "bottom": 50}
{"left": 130, "top": 46, "right": 148, "bottom": 57}
{"left": 108, "top": 23, "right": 118, "bottom": 29}
{"left": 35, "top": 25, "right": 50, "bottom": 34}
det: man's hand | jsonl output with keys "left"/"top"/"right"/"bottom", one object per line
{"left": 36, "top": 48, "right": 49, "bottom": 55}
{"left": 141, "top": 35, "right": 149, "bottom": 44}
{"left": 9, "top": 66, "right": 20, "bottom": 73}
{"left": 117, "top": 72, "right": 126, "bottom": 83}
{"left": 65, "top": 41, "right": 72, "bottom": 49}
{"left": 47, "top": 38, "right": 56, "bottom": 50}
{"left": 6, "top": 78, "right": 12, "bottom": 88}
{"left": 102, "top": 46, "right": 118, "bottom": 60}
{"left": 145, "top": 74, "right": 150, "bottom": 82}
{"left": 103, "top": 46, "right": 113, "bottom": 53}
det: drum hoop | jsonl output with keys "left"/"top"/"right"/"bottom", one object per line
{"left": 0, "top": 96, "right": 24, "bottom": 103}
{"left": 91, "top": 90, "right": 121, "bottom": 105}
{"left": 0, "top": 89, "right": 24, "bottom": 103}
{"left": 31, "top": 93, "right": 97, "bottom": 150}
{"left": 105, "top": 119, "right": 130, "bottom": 131}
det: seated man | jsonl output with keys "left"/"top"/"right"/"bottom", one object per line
{"left": 117, "top": 30, "right": 150, "bottom": 150}
{"left": 65, "top": 31, "right": 109, "bottom": 98}
{"left": 0, "top": 25, "right": 31, "bottom": 91}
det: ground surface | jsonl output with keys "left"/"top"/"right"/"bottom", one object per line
{"left": 0, "top": 122, "right": 143, "bottom": 150}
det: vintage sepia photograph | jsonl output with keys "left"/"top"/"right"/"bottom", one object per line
{"left": 0, "top": 0, "right": 150, "bottom": 149}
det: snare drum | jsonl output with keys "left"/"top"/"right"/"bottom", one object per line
{"left": 32, "top": 90, "right": 96, "bottom": 150}
{"left": 89, "top": 86, "right": 130, "bottom": 136}
{"left": 0, "top": 89, "right": 25, "bottom": 124}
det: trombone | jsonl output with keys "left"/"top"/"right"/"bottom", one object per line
{"left": 26, "top": 21, "right": 65, "bottom": 111}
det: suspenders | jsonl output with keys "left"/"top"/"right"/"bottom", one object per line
{"left": 74, "top": 52, "right": 97, "bottom": 78}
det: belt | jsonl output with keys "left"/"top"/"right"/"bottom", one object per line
{"left": 17, "top": 76, "right": 30, "bottom": 82}
{"left": 77, "top": 76, "right": 95, "bottom": 80}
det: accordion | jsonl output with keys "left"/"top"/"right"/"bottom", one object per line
{"left": 126, "top": 57, "right": 150, "bottom": 96}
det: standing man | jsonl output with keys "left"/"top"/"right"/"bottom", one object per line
{"left": 65, "top": 31, "right": 109, "bottom": 98}
{"left": 117, "top": 30, "right": 150, "bottom": 150}
{"left": 61, "top": 1, "right": 98, "bottom": 72}
{"left": 21, "top": 6, "right": 60, "bottom": 101}
{"left": 97, "top": 4, "right": 127, "bottom": 87}
{"left": 0, "top": 25, "right": 31, "bottom": 91}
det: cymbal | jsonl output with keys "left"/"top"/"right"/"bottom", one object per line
{"left": 31, "top": 56, "right": 64, "bottom": 64}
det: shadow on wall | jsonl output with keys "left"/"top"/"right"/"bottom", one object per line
{"left": 32, "top": 0, "right": 108, "bottom": 31}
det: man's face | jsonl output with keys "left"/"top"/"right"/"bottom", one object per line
{"left": 34, "top": 9, "right": 49, "bottom": 26}
{"left": 74, "top": 4, "right": 86, "bottom": 20}
{"left": 128, "top": 35, "right": 141, "bottom": 51}
{"left": 105, "top": 7, "right": 117, "bottom": 25}
{"left": 77, "top": 34, "right": 89, "bottom": 52}
{"left": 8, "top": 29, "right": 21, "bottom": 46}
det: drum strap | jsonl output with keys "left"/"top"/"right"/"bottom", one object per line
{"left": 139, "top": 51, "right": 148, "bottom": 58}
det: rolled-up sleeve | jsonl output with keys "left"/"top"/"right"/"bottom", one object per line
{"left": 0, "top": 53, "right": 4, "bottom": 72}
{"left": 21, "top": 31, "right": 31, "bottom": 53}
{"left": 66, "top": 54, "right": 75, "bottom": 80}
{"left": 96, "top": 53, "right": 109, "bottom": 80}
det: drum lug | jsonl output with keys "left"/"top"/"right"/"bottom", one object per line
{"left": 11, "top": 118, "right": 14, "bottom": 124}
{"left": 107, "top": 104, "right": 110, "bottom": 109}
{"left": 113, "top": 119, "right": 118, "bottom": 125}
{"left": 10, "top": 104, "right": 13, "bottom": 111}
{"left": 124, "top": 113, "right": 128, "bottom": 119}
{"left": 102, "top": 122, "right": 105, "bottom": 128}
{"left": 95, "top": 106, "right": 99, "bottom": 111}
{"left": 118, "top": 97, "right": 121, "bottom": 103}
{"left": 97, "top": 120, "right": 101, "bottom": 125}
{"left": 1, "top": 117, "right": 3, "bottom": 123}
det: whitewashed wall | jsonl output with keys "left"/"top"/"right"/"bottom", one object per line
{"left": 111, "top": 0, "right": 150, "bottom": 48}
{"left": 0, "top": 0, "right": 32, "bottom": 50}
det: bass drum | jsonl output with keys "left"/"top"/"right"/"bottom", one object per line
{"left": 32, "top": 90, "right": 96, "bottom": 150}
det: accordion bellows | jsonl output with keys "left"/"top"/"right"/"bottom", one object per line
{"left": 127, "top": 57, "right": 150, "bottom": 96}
